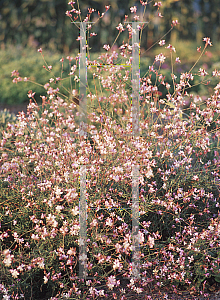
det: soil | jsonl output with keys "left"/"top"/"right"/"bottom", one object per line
{"left": 0, "top": 102, "right": 28, "bottom": 115}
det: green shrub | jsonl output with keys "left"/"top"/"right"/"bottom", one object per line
{"left": 0, "top": 109, "right": 17, "bottom": 132}
{"left": 0, "top": 47, "right": 78, "bottom": 105}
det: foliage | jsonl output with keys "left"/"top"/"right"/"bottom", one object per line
{"left": 1, "top": 41, "right": 220, "bottom": 106}
{"left": 1, "top": 0, "right": 220, "bottom": 53}
{"left": 0, "top": 47, "right": 78, "bottom": 105}
{"left": 0, "top": 0, "right": 75, "bottom": 53}
{"left": 160, "top": 0, "right": 220, "bottom": 42}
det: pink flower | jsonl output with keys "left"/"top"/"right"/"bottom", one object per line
{"left": 199, "top": 68, "right": 208, "bottom": 76}
{"left": 27, "top": 90, "right": 35, "bottom": 98}
{"left": 66, "top": 56, "right": 73, "bottom": 61}
{"left": 12, "top": 78, "right": 18, "bottom": 84}
{"left": 44, "top": 83, "right": 50, "bottom": 90}
{"left": 213, "top": 69, "right": 220, "bottom": 77}
{"left": 76, "top": 36, "right": 83, "bottom": 41}
{"left": 115, "top": 243, "right": 122, "bottom": 253}
{"left": 11, "top": 70, "right": 19, "bottom": 77}
{"left": 172, "top": 19, "right": 179, "bottom": 26}
{"left": 166, "top": 44, "right": 176, "bottom": 52}
{"left": 88, "top": 8, "right": 95, "bottom": 13}
{"left": 38, "top": 48, "right": 42, "bottom": 53}
{"left": 65, "top": 11, "right": 72, "bottom": 17}
{"left": 40, "top": 95, "right": 47, "bottom": 102}
{"left": 103, "top": 44, "right": 110, "bottom": 51}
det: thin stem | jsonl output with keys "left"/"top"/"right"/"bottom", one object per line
{"left": 188, "top": 45, "right": 207, "bottom": 74}
{"left": 170, "top": 51, "right": 175, "bottom": 93}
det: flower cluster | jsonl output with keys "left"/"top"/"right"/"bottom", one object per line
{"left": 1, "top": 1, "right": 220, "bottom": 299}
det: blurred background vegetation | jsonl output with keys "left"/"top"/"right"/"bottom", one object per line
{"left": 0, "top": 0, "right": 220, "bottom": 108}
{"left": 1, "top": 0, "right": 220, "bottom": 52}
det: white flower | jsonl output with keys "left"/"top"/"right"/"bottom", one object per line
{"left": 55, "top": 205, "right": 63, "bottom": 213}
{"left": 107, "top": 275, "right": 116, "bottom": 290}
{"left": 3, "top": 256, "right": 13, "bottom": 267}
{"left": 188, "top": 255, "right": 194, "bottom": 263}
{"left": 10, "top": 269, "right": 19, "bottom": 278}
{"left": 17, "top": 264, "right": 24, "bottom": 272}
{"left": 43, "top": 276, "right": 48, "bottom": 284}
{"left": 148, "top": 236, "right": 155, "bottom": 248}
{"left": 54, "top": 186, "right": 63, "bottom": 197}
{"left": 146, "top": 167, "right": 154, "bottom": 178}
{"left": 103, "top": 44, "right": 110, "bottom": 51}
{"left": 106, "top": 217, "right": 113, "bottom": 227}
{"left": 98, "top": 290, "right": 105, "bottom": 296}
{"left": 203, "top": 37, "right": 212, "bottom": 46}
{"left": 116, "top": 23, "right": 124, "bottom": 32}
{"left": 46, "top": 214, "right": 58, "bottom": 228}
{"left": 138, "top": 231, "right": 145, "bottom": 244}
{"left": 130, "top": 6, "right": 137, "bottom": 13}
{"left": 154, "top": 2, "right": 162, "bottom": 7}
{"left": 166, "top": 44, "right": 176, "bottom": 52}
{"left": 155, "top": 53, "right": 166, "bottom": 64}
{"left": 31, "top": 233, "right": 40, "bottom": 240}
{"left": 71, "top": 206, "right": 79, "bottom": 216}
{"left": 37, "top": 258, "right": 45, "bottom": 269}
{"left": 113, "top": 259, "right": 123, "bottom": 271}
{"left": 78, "top": 238, "right": 85, "bottom": 246}
{"left": 192, "top": 175, "right": 199, "bottom": 181}
{"left": 79, "top": 253, "right": 87, "bottom": 262}
{"left": 67, "top": 248, "right": 76, "bottom": 256}
{"left": 136, "top": 287, "right": 143, "bottom": 294}
{"left": 199, "top": 68, "right": 208, "bottom": 76}
{"left": 159, "top": 40, "right": 165, "bottom": 46}
{"left": 113, "top": 174, "right": 120, "bottom": 182}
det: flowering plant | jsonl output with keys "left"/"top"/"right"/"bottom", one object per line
{"left": 1, "top": 1, "right": 220, "bottom": 299}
